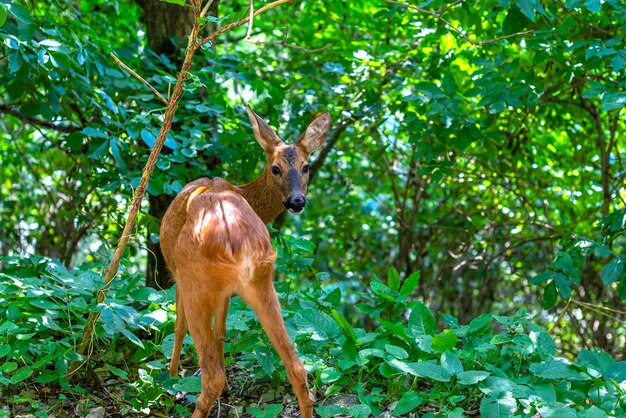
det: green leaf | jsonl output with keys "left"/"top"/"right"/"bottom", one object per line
{"left": 399, "top": 271, "right": 420, "bottom": 296}
{"left": 392, "top": 392, "right": 422, "bottom": 416}
{"left": 370, "top": 278, "right": 396, "bottom": 302}
{"left": 441, "top": 351, "right": 463, "bottom": 375}
{"left": 408, "top": 301, "right": 436, "bottom": 337}
{"left": 530, "top": 271, "right": 554, "bottom": 285}
{"left": 468, "top": 314, "right": 492, "bottom": 334}
{"left": 81, "top": 127, "right": 109, "bottom": 139}
{"left": 106, "top": 364, "right": 128, "bottom": 380}
{"left": 602, "top": 260, "right": 623, "bottom": 285}
{"left": 457, "top": 370, "right": 490, "bottom": 385}
{"left": 389, "top": 359, "right": 451, "bottom": 382}
{"left": 605, "top": 361, "right": 626, "bottom": 382}
{"left": 293, "top": 309, "right": 340, "bottom": 341}
{"left": 584, "top": 0, "right": 601, "bottom": 13}
{"left": 0, "top": 5, "right": 7, "bottom": 27}
{"left": 583, "top": 406, "right": 608, "bottom": 418}
{"left": 320, "top": 367, "right": 341, "bottom": 384}
{"left": 431, "top": 329, "right": 458, "bottom": 353}
{"left": 138, "top": 368, "right": 154, "bottom": 385}
{"left": 542, "top": 281, "right": 558, "bottom": 309}
{"left": 254, "top": 345, "right": 276, "bottom": 376}
{"left": 578, "top": 349, "right": 614, "bottom": 375}
{"left": 315, "top": 406, "right": 346, "bottom": 418}
{"left": 2, "top": 362, "right": 17, "bottom": 373}
{"left": 100, "top": 306, "right": 125, "bottom": 336}
{"left": 611, "top": 54, "right": 624, "bottom": 73}
{"left": 331, "top": 309, "right": 361, "bottom": 344}
{"left": 162, "top": 333, "right": 175, "bottom": 359}
{"left": 0, "top": 345, "right": 10, "bottom": 358}
{"left": 479, "top": 394, "right": 517, "bottom": 417}
{"left": 517, "top": 0, "right": 538, "bottom": 20}
{"left": 502, "top": 5, "right": 532, "bottom": 35}
{"left": 594, "top": 245, "right": 612, "bottom": 257}
{"left": 554, "top": 273, "right": 571, "bottom": 299}
{"left": 384, "top": 344, "right": 408, "bottom": 359}
{"left": 141, "top": 129, "right": 157, "bottom": 148}
{"left": 348, "top": 404, "right": 371, "bottom": 418}
{"left": 11, "top": 367, "right": 33, "bottom": 384}
{"left": 121, "top": 328, "right": 144, "bottom": 349}
{"left": 388, "top": 267, "right": 400, "bottom": 291}
{"left": 7, "top": 4, "right": 34, "bottom": 25}
{"left": 159, "top": 0, "right": 188, "bottom": 5}
{"left": 530, "top": 359, "right": 587, "bottom": 380}
{"left": 172, "top": 376, "right": 201, "bottom": 393}
{"left": 602, "top": 92, "right": 626, "bottom": 111}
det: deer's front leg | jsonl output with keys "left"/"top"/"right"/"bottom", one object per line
{"left": 242, "top": 277, "right": 314, "bottom": 418}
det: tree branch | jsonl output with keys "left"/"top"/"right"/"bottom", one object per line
{"left": 195, "top": 0, "right": 292, "bottom": 50}
{"left": 110, "top": 53, "right": 169, "bottom": 106}
{"left": 382, "top": 0, "right": 533, "bottom": 45}
{"left": 0, "top": 104, "right": 82, "bottom": 133}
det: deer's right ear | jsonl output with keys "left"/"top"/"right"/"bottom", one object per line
{"left": 246, "top": 106, "right": 283, "bottom": 153}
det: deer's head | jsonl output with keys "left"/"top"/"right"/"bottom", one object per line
{"left": 246, "top": 106, "right": 330, "bottom": 214}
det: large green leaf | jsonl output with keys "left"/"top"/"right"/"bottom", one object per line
{"left": 408, "top": 301, "right": 436, "bottom": 337}
{"left": 392, "top": 392, "right": 422, "bottom": 416}
{"left": 293, "top": 309, "right": 341, "bottom": 341}
{"left": 479, "top": 394, "right": 517, "bottom": 417}
{"left": 389, "top": 359, "right": 451, "bottom": 382}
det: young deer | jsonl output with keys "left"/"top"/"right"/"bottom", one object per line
{"left": 160, "top": 106, "right": 330, "bottom": 418}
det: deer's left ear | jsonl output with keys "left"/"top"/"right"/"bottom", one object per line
{"left": 246, "top": 106, "right": 284, "bottom": 153}
{"left": 297, "top": 112, "right": 330, "bottom": 154}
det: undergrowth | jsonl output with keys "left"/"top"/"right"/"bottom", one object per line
{"left": 1, "top": 235, "right": 625, "bottom": 417}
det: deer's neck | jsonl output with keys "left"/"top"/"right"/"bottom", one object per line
{"left": 235, "top": 170, "right": 285, "bottom": 224}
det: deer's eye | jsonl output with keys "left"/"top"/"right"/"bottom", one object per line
{"left": 271, "top": 165, "right": 281, "bottom": 176}
{"left": 302, "top": 165, "right": 310, "bottom": 174}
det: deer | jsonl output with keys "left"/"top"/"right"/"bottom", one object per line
{"left": 159, "top": 106, "right": 330, "bottom": 418}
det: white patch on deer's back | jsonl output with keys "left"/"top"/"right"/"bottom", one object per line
{"left": 240, "top": 254, "right": 255, "bottom": 286}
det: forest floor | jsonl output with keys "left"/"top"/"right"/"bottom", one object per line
{"left": 3, "top": 364, "right": 393, "bottom": 418}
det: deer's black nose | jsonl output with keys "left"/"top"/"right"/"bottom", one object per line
{"left": 285, "top": 195, "right": 306, "bottom": 213}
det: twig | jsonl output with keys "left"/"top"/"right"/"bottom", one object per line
{"left": 195, "top": 0, "right": 293, "bottom": 50}
{"left": 572, "top": 299, "right": 626, "bottom": 317}
{"left": 200, "top": 0, "right": 215, "bottom": 18}
{"left": 552, "top": 0, "right": 612, "bottom": 35}
{"left": 110, "top": 53, "right": 168, "bottom": 106}
{"left": 549, "top": 299, "right": 572, "bottom": 334}
{"left": 245, "top": 0, "right": 254, "bottom": 40}
{"left": 0, "top": 103, "right": 81, "bottom": 133}
{"left": 382, "top": 0, "right": 533, "bottom": 45}
{"left": 246, "top": 22, "right": 329, "bottom": 53}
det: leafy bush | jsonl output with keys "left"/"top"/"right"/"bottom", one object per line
{"left": 2, "top": 234, "right": 625, "bottom": 416}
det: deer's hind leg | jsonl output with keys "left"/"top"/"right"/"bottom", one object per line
{"left": 240, "top": 265, "right": 314, "bottom": 418}
{"left": 214, "top": 295, "right": 231, "bottom": 394}
{"left": 178, "top": 268, "right": 228, "bottom": 418}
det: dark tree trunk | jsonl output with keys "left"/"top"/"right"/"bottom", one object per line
{"left": 146, "top": 193, "right": 174, "bottom": 288}
{"left": 136, "top": 0, "right": 197, "bottom": 56}
{"left": 137, "top": 0, "right": 219, "bottom": 289}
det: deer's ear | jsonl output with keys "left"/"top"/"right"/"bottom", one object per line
{"left": 246, "top": 106, "right": 283, "bottom": 153}
{"left": 297, "top": 112, "right": 330, "bottom": 155}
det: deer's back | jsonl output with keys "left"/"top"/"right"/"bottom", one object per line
{"left": 160, "top": 178, "right": 276, "bottom": 281}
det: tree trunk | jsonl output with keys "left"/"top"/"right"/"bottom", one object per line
{"left": 137, "top": 0, "right": 219, "bottom": 289}
{"left": 136, "top": 0, "right": 197, "bottom": 56}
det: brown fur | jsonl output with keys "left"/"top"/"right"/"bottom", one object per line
{"left": 160, "top": 107, "right": 330, "bottom": 418}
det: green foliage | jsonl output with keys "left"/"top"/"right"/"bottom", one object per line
{"left": 531, "top": 208, "right": 626, "bottom": 308}
{"left": 2, "top": 0, "right": 626, "bottom": 416}
{"left": 2, "top": 235, "right": 626, "bottom": 416}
